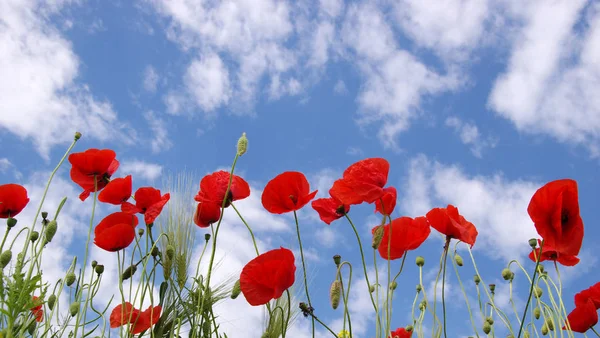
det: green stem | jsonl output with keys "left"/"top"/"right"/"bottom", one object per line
{"left": 451, "top": 243, "right": 479, "bottom": 338}
{"left": 305, "top": 311, "right": 339, "bottom": 338}
{"left": 293, "top": 210, "right": 315, "bottom": 338}
{"left": 441, "top": 237, "right": 450, "bottom": 338}
{"left": 590, "top": 327, "right": 600, "bottom": 337}
{"left": 231, "top": 203, "right": 260, "bottom": 256}
{"left": 517, "top": 240, "right": 544, "bottom": 338}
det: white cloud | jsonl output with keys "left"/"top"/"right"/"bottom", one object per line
{"left": 144, "top": 111, "right": 173, "bottom": 153}
{"left": 120, "top": 160, "right": 163, "bottom": 181}
{"left": 445, "top": 116, "right": 497, "bottom": 158}
{"left": 0, "top": 0, "right": 135, "bottom": 159}
{"left": 333, "top": 80, "right": 347, "bottom": 95}
{"left": 401, "top": 155, "right": 540, "bottom": 262}
{"left": 345, "top": 146, "right": 363, "bottom": 156}
{"left": 489, "top": 1, "right": 600, "bottom": 155}
{"left": 0, "top": 158, "right": 12, "bottom": 173}
{"left": 142, "top": 65, "right": 159, "bottom": 93}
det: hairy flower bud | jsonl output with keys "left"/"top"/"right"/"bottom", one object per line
{"left": 65, "top": 272, "right": 76, "bottom": 286}
{"left": 237, "top": 132, "right": 248, "bottom": 156}
{"left": 489, "top": 284, "right": 496, "bottom": 293}
{"left": 166, "top": 245, "right": 175, "bottom": 260}
{"left": 454, "top": 254, "right": 463, "bottom": 267}
{"left": 389, "top": 281, "right": 397, "bottom": 290}
{"left": 534, "top": 286, "right": 543, "bottom": 298}
{"left": 483, "top": 322, "right": 491, "bottom": 334}
{"left": 91, "top": 260, "right": 97, "bottom": 268}
{"left": 534, "top": 307, "right": 541, "bottom": 319}
{"left": 406, "top": 325, "right": 413, "bottom": 332}
{"left": 372, "top": 226, "right": 384, "bottom": 249}
{"left": 546, "top": 318, "right": 554, "bottom": 331}
{"left": 330, "top": 280, "right": 342, "bottom": 310}
{"left": 502, "top": 268, "right": 514, "bottom": 281}
{"left": 48, "top": 294, "right": 56, "bottom": 310}
{"left": 541, "top": 323, "right": 548, "bottom": 335}
{"left": 416, "top": 284, "right": 422, "bottom": 293}
{"left": 74, "top": 132, "right": 82, "bottom": 141}
{"left": 537, "top": 264, "right": 545, "bottom": 274}
{"left": 151, "top": 246, "right": 159, "bottom": 257}
{"left": 369, "top": 284, "right": 376, "bottom": 293}
{"left": 0, "top": 250, "right": 12, "bottom": 269}
{"left": 474, "top": 275, "right": 481, "bottom": 285}
{"left": 122, "top": 265, "right": 137, "bottom": 280}
{"left": 416, "top": 256, "right": 425, "bottom": 267}
{"left": 524, "top": 332, "right": 530, "bottom": 338}
{"left": 45, "top": 220, "right": 58, "bottom": 243}
{"left": 419, "top": 300, "right": 427, "bottom": 311}
{"left": 29, "top": 231, "right": 39, "bottom": 242}
{"left": 138, "top": 228, "right": 144, "bottom": 236}
{"left": 69, "top": 302, "right": 80, "bottom": 317}
{"left": 486, "top": 317, "right": 494, "bottom": 325}
{"left": 528, "top": 238, "right": 537, "bottom": 248}
{"left": 333, "top": 254, "right": 341, "bottom": 266}
{"left": 205, "top": 233, "right": 211, "bottom": 242}
{"left": 231, "top": 279, "right": 241, "bottom": 299}
{"left": 6, "top": 217, "right": 17, "bottom": 228}
{"left": 95, "top": 265, "right": 104, "bottom": 275}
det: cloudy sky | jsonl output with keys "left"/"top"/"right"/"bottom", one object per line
{"left": 1, "top": 0, "right": 600, "bottom": 337}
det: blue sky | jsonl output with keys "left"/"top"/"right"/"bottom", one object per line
{"left": 1, "top": 0, "right": 600, "bottom": 337}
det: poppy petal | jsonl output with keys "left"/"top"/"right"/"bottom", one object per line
{"left": 564, "top": 299, "right": 598, "bottom": 333}
{"left": 0, "top": 184, "right": 30, "bottom": 218}
{"left": 262, "top": 172, "right": 316, "bottom": 214}
{"left": 98, "top": 175, "right": 132, "bottom": 205}
{"left": 194, "top": 202, "right": 221, "bottom": 228}
{"left": 240, "top": 247, "right": 296, "bottom": 306}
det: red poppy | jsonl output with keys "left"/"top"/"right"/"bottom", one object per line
{"left": 311, "top": 196, "right": 350, "bottom": 225}
{"left": 194, "top": 171, "right": 250, "bottom": 207}
{"left": 390, "top": 327, "right": 412, "bottom": 338}
{"left": 69, "top": 149, "right": 119, "bottom": 201}
{"left": 193, "top": 202, "right": 222, "bottom": 228}
{"left": 575, "top": 282, "right": 600, "bottom": 309}
{"left": 527, "top": 179, "right": 584, "bottom": 257}
{"left": 94, "top": 212, "right": 139, "bottom": 252}
{"left": 98, "top": 175, "right": 132, "bottom": 205}
{"left": 240, "top": 247, "right": 296, "bottom": 306}
{"left": 110, "top": 302, "right": 139, "bottom": 328}
{"left": 528, "top": 239, "right": 579, "bottom": 266}
{"left": 110, "top": 303, "right": 161, "bottom": 334}
{"left": 375, "top": 186, "right": 397, "bottom": 216}
{"left": 375, "top": 216, "right": 430, "bottom": 260}
{"left": 122, "top": 187, "right": 170, "bottom": 225}
{"left": 261, "top": 172, "right": 317, "bottom": 214}
{"left": 426, "top": 205, "right": 478, "bottom": 247}
{"left": 563, "top": 299, "right": 598, "bottom": 333}
{"left": 0, "top": 184, "right": 30, "bottom": 218}
{"left": 131, "top": 305, "right": 162, "bottom": 334}
{"left": 329, "top": 158, "right": 389, "bottom": 205}
{"left": 31, "top": 296, "right": 43, "bottom": 322}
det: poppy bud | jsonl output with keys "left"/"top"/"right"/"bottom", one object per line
{"left": 489, "top": 284, "right": 496, "bottom": 293}
{"left": 48, "top": 294, "right": 56, "bottom": 310}
{"left": 486, "top": 317, "right": 494, "bottom": 325}
{"left": 501, "top": 268, "right": 513, "bottom": 281}
{"left": 482, "top": 322, "right": 491, "bottom": 334}
{"left": 534, "top": 307, "right": 540, "bottom": 319}
{"left": 29, "top": 231, "right": 39, "bottom": 242}
{"left": 372, "top": 226, "right": 384, "bottom": 249}
{"left": 389, "top": 281, "right": 397, "bottom": 290}
{"left": 528, "top": 238, "right": 537, "bottom": 248}
{"left": 231, "top": 279, "right": 241, "bottom": 299}
{"left": 138, "top": 228, "right": 144, "bottom": 236}
{"left": 69, "top": 302, "right": 79, "bottom": 317}
{"left": 122, "top": 265, "right": 137, "bottom": 280}
{"left": 333, "top": 254, "right": 341, "bottom": 266}
{"left": 74, "top": 131, "right": 82, "bottom": 141}
{"left": 330, "top": 280, "right": 342, "bottom": 310}
{"left": 537, "top": 264, "right": 545, "bottom": 274}
{"left": 369, "top": 284, "right": 376, "bottom": 293}
{"left": 541, "top": 323, "right": 548, "bottom": 335}
{"left": 65, "top": 272, "right": 76, "bottom": 286}
{"left": 166, "top": 245, "right": 175, "bottom": 260}
{"left": 416, "top": 256, "right": 425, "bottom": 267}
{"left": 474, "top": 275, "right": 481, "bottom": 285}
{"left": 45, "top": 220, "right": 58, "bottom": 243}
{"left": 27, "top": 321, "right": 36, "bottom": 335}
{"left": 91, "top": 260, "right": 97, "bottom": 268}
{"left": 454, "top": 254, "right": 463, "bottom": 266}
{"left": 406, "top": 325, "right": 413, "bottom": 332}
{"left": 205, "top": 234, "right": 211, "bottom": 242}
{"left": 546, "top": 318, "right": 554, "bottom": 331}
{"left": 6, "top": 217, "right": 17, "bottom": 228}
{"left": 534, "top": 286, "right": 543, "bottom": 298}
{"left": 0, "top": 250, "right": 12, "bottom": 269}
{"left": 419, "top": 300, "right": 427, "bottom": 311}
{"left": 416, "top": 284, "right": 422, "bottom": 293}
{"left": 151, "top": 246, "right": 159, "bottom": 257}
{"left": 95, "top": 265, "right": 104, "bottom": 275}
{"left": 237, "top": 132, "right": 248, "bottom": 156}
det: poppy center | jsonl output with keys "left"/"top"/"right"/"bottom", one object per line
{"left": 561, "top": 210, "right": 569, "bottom": 225}
{"left": 335, "top": 205, "right": 346, "bottom": 216}
{"left": 289, "top": 195, "right": 297, "bottom": 205}
{"left": 223, "top": 190, "right": 234, "bottom": 207}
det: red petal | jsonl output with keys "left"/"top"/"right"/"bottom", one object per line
{"left": 130, "top": 305, "right": 161, "bottom": 334}
{"left": 94, "top": 223, "right": 136, "bottom": 252}
{"left": 143, "top": 193, "right": 170, "bottom": 224}
{"left": 343, "top": 158, "right": 389, "bottom": 187}
{"left": 375, "top": 186, "right": 397, "bottom": 216}
{"left": 240, "top": 247, "right": 296, "bottom": 306}
{"left": 564, "top": 299, "right": 598, "bottom": 333}
{"left": 110, "top": 303, "right": 139, "bottom": 328}
{"left": 377, "top": 217, "right": 430, "bottom": 260}
{"left": 94, "top": 212, "right": 139, "bottom": 237}
{"left": 262, "top": 172, "right": 316, "bottom": 214}
{"left": 0, "top": 184, "right": 30, "bottom": 218}
{"left": 68, "top": 149, "right": 116, "bottom": 176}
{"left": 575, "top": 282, "right": 600, "bottom": 309}
{"left": 98, "top": 175, "right": 132, "bottom": 205}
{"left": 330, "top": 178, "right": 385, "bottom": 205}
{"left": 193, "top": 202, "right": 221, "bottom": 228}
{"left": 133, "top": 187, "right": 163, "bottom": 211}
{"left": 311, "top": 197, "right": 349, "bottom": 225}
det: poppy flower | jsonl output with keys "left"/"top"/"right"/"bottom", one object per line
{"left": 110, "top": 302, "right": 139, "bottom": 328}
{"left": 261, "top": 172, "right": 317, "bottom": 214}
{"left": 329, "top": 158, "right": 389, "bottom": 205}
{"left": 69, "top": 149, "right": 120, "bottom": 201}
{"left": 375, "top": 216, "right": 430, "bottom": 260}
{"left": 98, "top": 175, "right": 132, "bottom": 205}
{"left": 527, "top": 179, "right": 584, "bottom": 257}
{"left": 194, "top": 171, "right": 250, "bottom": 207}
{"left": 130, "top": 305, "right": 162, "bottom": 334}
{"left": 563, "top": 298, "right": 598, "bottom": 333}
{"left": 0, "top": 184, "right": 30, "bottom": 218}
{"left": 240, "top": 247, "right": 296, "bottom": 306}
{"left": 110, "top": 303, "right": 161, "bottom": 334}
{"left": 575, "top": 282, "right": 600, "bottom": 309}
{"left": 193, "top": 202, "right": 222, "bottom": 228}
{"left": 375, "top": 186, "right": 397, "bottom": 216}
{"left": 31, "top": 296, "right": 43, "bottom": 322}
{"left": 122, "top": 187, "right": 170, "bottom": 225}
{"left": 426, "top": 205, "right": 478, "bottom": 247}
{"left": 94, "top": 212, "right": 139, "bottom": 252}
{"left": 528, "top": 239, "right": 580, "bottom": 266}
{"left": 311, "top": 196, "right": 350, "bottom": 225}
{"left": 390, "top": 327, "right": 412, "bottom": 338}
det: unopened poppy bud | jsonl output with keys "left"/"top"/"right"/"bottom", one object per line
{"left": 546, "top": 318, "right": 554, "bottom": 331}
{"left": 74, "top": 132, "right": 82, "bottom": 141}
{"left": 95, "top": 265, "right": 104, "bottom": 275}
{"left": 528, "top": 238, "right": 537, "bottom": 248}
{"left": 482, "top": 322, "right": 491, "bottom": 334}
{"left": 541, "top": 323, "right": 548, "bottom": 335}
{"left": 454, "top": 254, "right": 463, "bottom": 266}
{"left": 166, "top": 245, "right": 175, "bottom": 260}
{"left": 69, "top": 302, "right": 79, "bottom": 317}
{"left": 48, "top": 294, "right": 56, "bottom": 310}
{"left": 333, "top": 254, "right": 341, "bottom": 266}
{"left": 91, "top": 260, "right": 97, "bottom": 268}
{"left": 27, "top": 320, "right": 36, "bottom": 335}
{"left": 486, "top": 317, "right": 494, "bottom": 325}
{"left": 416, "top": 284, "right": 422, "bottom": 293}
{"left": 474, "top": 275, "right": 481, "bottom": 285}
{"left": 489, "top": 284, "right": 496, "bottom": 293}
{"left": 369, "top": 284, "right": 376, "bottom": 293}
{"left": 41, "top": 211, "right": 48, "bottom": 220}
{"left": 330, "top": 280, "right": 342, "bottom": 310}
{"left": 29, "top": 231, "right": 39, "bottom": 242}
{"left": 138, "top": 228, "right": 144, "bottom": 236}
{"left": 537, "top": 264, "right": 545, "bottom": 274}
{"left": 406, "top": 325, "right": 413, "bottom": 332}
{"left": 372, "top": 226, "right": 384, "bottom": 249}
{"left": 419, "top": 300, "right": 427, "bottom": 311}
{"left": 65, "top": 272, "right": 76, "bottom": 286}
{"left": 45, "top": 220, "right": 57, "bottom": 242}
{"left": 0, "top": 250, "right": 12, "bottom": 269}
{"left": 416, "top": 256, "right": 425, "bottom": 267}
{"left": 501, "top": 268, "right": 513, "bottom": 281}
{"left": 389, "top": 281, "right": 397, "bottom": 290}
{"left": 237, "top": 132, "right": 248, "bottom": 156}
{"left": 122, "top": 265, "right": 137, "bottom": 280}
{"left": 534, "top": 286, "right": 543, "bottom": 298}
{"left": 534, "top": 307, "right": 541, "bottom": 319}
{"left": 6, "top": 217, "right": 17, "bottom": 228}
{"left": 205, "top": 233, "right": 211, "bottom": 242}
{"left": 151, "top": 246, "right": 159, "bottom": 257}
{"left": 231, "top": 279, "right": 241, "bottom": 299}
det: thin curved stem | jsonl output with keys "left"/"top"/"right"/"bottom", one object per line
{"left": 293, "top": 210, "right": 315, "bottom": 338}
{"left": 517, "top": 240, "right": 544, "bottom": 338}
{"left": 441, "top": 237, "right": 450, "bottom": 338}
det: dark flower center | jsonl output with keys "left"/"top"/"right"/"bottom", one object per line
{"left": 289, "top": 195, "right": 298, "bottom": 205}
{"left": 223, "top": 191, "right": 234, "bottom": 207}
{"left": 561, "top": 210, "right": 569, "bottom": 225}
{"left": 335, "top": 205, "right": 346, "bottom": 216}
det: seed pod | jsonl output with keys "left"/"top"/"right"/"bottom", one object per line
{"left": 48, "top": 294, "right": 57, "bottom": 310}
{"left": 406, "top": 325, "right": 413, "bottom": 332}
{"left": 486, "top": 317, "right": 494, "bottom": 325}
{"left": 6, "top": 217, "right": 17, "bottom": 228}
{"left": 389, "top": 281, "right": 397, "bottom": 290}
{"left": 65, "top": 272, "right": 76, "bottom": 286}
{"left": 454, "top": 254, "right": 463, "bottom": 266}
{"left": 474, "top": 275, "right": 481, "bottom": 285}
{"left": 333, "top": 254, "right": 341, "bottom": 266}
{"left": 122, "top": 265, "right": 137, "bottom": 280}
{"left": 534, "top": 286, "right": 543, "bottom": 298}
{"left": 416, "top": 284, "right": 422, "bottom": 293}
{"left": 41, "top": 212, "right": 48, "bottom": 220}
{"left": 138, "top": 228, "right": 144, "bottom": 236}
{"left": 369, "top": 284, "right": 376, "bottom": 293}
{"left": 501, "top": 268, "right": 513, "bottom": 281}
{"left": 482, "top": 322, "right": 491, "bottom": 334}
{"left": 95, "top": 264, "right": 104, "bottom": 275}
{"left": 416, "top": 256, "right": 425, "bottom": 267}
{"left": 541, "top": 323, "right": 548, "bottom": 335}
{"left": 528, "top": 238, "right": 537, "bottom": 248}
{"left": 205, "top": 234, "right": 211, "bottom": 242}
{"left": 29, "top": 231, "right": 39, "bottom": 242}
{"left": 45, "top": 220, "right": 58, "bottom": 243}
{"left": 69, "top": 302, "right": 80, "bottom": 317}
{"left": 489, "top": 284, "right": 496, "bottom": 293}
{"left": 372, "top": 226, "right": 384, "bottom": 249}
{"left": 231, "top": 279, "right": 241, "bottom": 299}
{"left": 0, "top": 250, "right": 12, "bottom": 269}
{"left": 330, "top": 280, "right": 342, "bottom": 310}
{"left": 91, "top": 260, "right": 97, "bottom": 268}
{"left": 151, "top": 246, "right": 159, "bottom": 257}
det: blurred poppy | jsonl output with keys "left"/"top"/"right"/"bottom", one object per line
{"left": 110, "top": 302, "right": 139, "bottom": 328}
{"left": 195, "top": 171, "right": 250, "bottom": 207}
{"left": 390, "top": 327, "right": 412, "bottom": 338}
{"left": 193, "top": 202, "right": 221, "bottom": 228}
{"left": 69, "top": 149, "right": 119, "bottom": 201}
{"left": 330, "top": 158, "right": 389, "bottom": 205}
{"left": 575, "top": 282, "right": 600, "bottom": 309}
{"left": 122, "top": 187, "right": 170, "bottom": 224}
{"left": 563, "top": 298, "right": 598, "bottom": 333}
{"left": 94, "top": 212, "right": 138, "bottom": 252}
{"left": 261, "top": 172, "right": 317, "bottom": 214}
{"left": 31, "top": 296, "right": 43, "bottom": 322}
{"left": 311, "top": 196, "right": 349, "bottom": 225}
{"left": 375, "top": 216, "right": 430, "bottom": 260}
{"left": 528, "top": 179, "right": 583, "bottom": 257}
{"left": 528, "top": 239, "right": 579, "bottom": 266}
{"left": 131, "top": 305, "right": 162, "bottom": 334}
{"left": 110, "top": 303, "right": 161, "bottom": 334}
{"left": 240, "top": 247, "right": 296, "bottom": 306}
{"left": 98, "top": 175, "right": 132, "bottom": 205}
{"left": 375, "top": 186, "right": 397, "bottom": 216}
{"left": 426, "top": 205, "right": 478, "bottom": 247}
{"left": 0, "top": 183, "right": 30, "bottom": 218}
